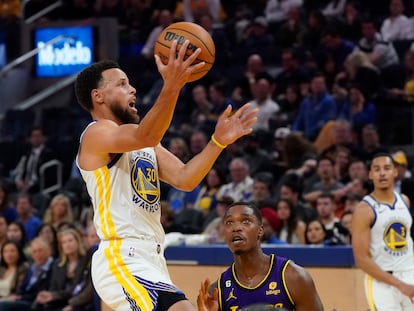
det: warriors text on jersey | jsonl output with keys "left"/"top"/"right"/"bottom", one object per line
{"left": 78, "top": 124, "right": 181, "bottom": 310}
{"left": 363, "top": 192, "right": 414, "bottom": 272}
{"left": 218, "top": 255, "right": 295, "bottom": 311}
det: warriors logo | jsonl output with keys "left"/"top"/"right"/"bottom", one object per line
{"left": 131, "top": 157, "right": 159, "bottom": 204}
{"left": 383, "top": 221, "right": 408, "bottom": 252}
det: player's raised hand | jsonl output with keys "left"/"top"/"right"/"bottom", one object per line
{"left": 197, "top": 278, "right": 218, "bottom": 311}
{"left": 154, "top": 40, "right": 204, "bottom": 88}
{"left": 212, "top": 103, "right": 258, "bottom": 147}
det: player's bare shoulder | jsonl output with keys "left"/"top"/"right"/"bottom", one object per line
{"left": 284, "top": 261, "right": 324, "bottom": 310}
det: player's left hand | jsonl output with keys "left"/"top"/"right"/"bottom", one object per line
{"left": 197, "top": 278, "right": 219, "bottom": 311}
{"left": 213, "top": 103, "right": 258, "bottom": 147}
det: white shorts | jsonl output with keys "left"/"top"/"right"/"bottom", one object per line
{"left": 365, "top": 270, "right": 414, "bottom": 311}
{"left": 92, "top": 238, "right": 181, "bottom": 311}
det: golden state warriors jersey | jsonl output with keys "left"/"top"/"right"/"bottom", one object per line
{"left": 78, "top": 139, "right": 163, "bottom": 243}
{"left": 363, "top": 192, "right": 414, "bottom": 272}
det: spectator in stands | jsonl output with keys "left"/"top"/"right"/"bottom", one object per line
{"left": 238, "top": 16, "right": 274, "bottom": 63}
{"left": 35, "top": 224, "right": 58, "bottom": 259}
{"left": 0, "top": 241, "right": 28, "bottom": 298}
{"left": 209, "top": 80, "right": 236, "bottom": 124}
{"left": 279, "top": 173, "right": 318, "bottom": 223}
{"left": 333, "top": 145, "right": 351, "bottom": 183}
{"left": 187, "top": 85, "right": 213, "bottom": 134}
{"left": 388, "top": 49, "right": 414, "bottom": 101}
{"left": 189, "top": 130, "right": 209, "bottom": 157}
{"left": 0, "top": 216, "right": 7, "bottom": 252}
{"left": 240, "top": 132, "right": 273, "bottom": 177}
{"left": 275, "top": 5, "right": 306, "bottom": 49}
{"left": 315, "top": 192, "right": 350, "bottom": 245}
{"left": 167, "top": 137, "right": 191, "bottom": 164}
{"left": 203, "top": 196, "right": 234, "bottom": 243}
{"left": 274, "top": 49, "right": 310, "bottom": 97}
{"left": 13, "top": 127, "right": 55, "bottom": 194}
{"left": 319, "top": 25, "right": 356, "bottom": 74}
{"left": 337, "top": 50, "right": 382, "bottom": 101}
{"left": 0, "top": 0, "right": 21, "bottom": 61}
{"left": 42, "top": 194, "right": 74, "bottom": 230}
{"left": 248, "top": 77, "right": 279, "bottom": 131}
{"left": 303, "top": 156, "right": 346, "bottom": 204}
{"left": 275, "top": 84, "right": 302, "bottom": 128}
{"left": 339, "top": 1, "right": 362, "bottom": 43}
{"left": 232, "top": 54, "right": 271, "bottom": 104}
{"left": 59, "top": 224, "right": 99, "bottom": 311}
{"left": 276, "top": 198, "right": 305, "bottom": 244}
{"left": 194, "top": 165, "right": 226, "bottom": 216}
{"left": 6, "top": 221, "right": 28, "bottom": 253}
{"left": 217, "top": 158, "right": 253, "bottom": 202}
{"left": 357, "top": 16, "right": 399, "bottom": 71}
{"left": 292, "top": 73, "right": 337, "bottom": 141}
{"left": 34, "top": 229, "right": 89, "bottom": 311}
{"left": 0, "top": 181, "right": 16, "bottom": 223}
{"left": 270, "top": 127, "right": 291, "bottom": 180}
{"left": 15, "top": 193, "right": 41, "bottom": 241}
{"left": 392, "top": 150, "right": 412, "bottom": 193}
{"left": 305, "top": 219, "right": 328, "bottom": 245}
{"left": 340, "top": 210, "right": 353, "bottom": 234}
{"left": 0, "top": 237, "right": 53, "bottom": 311}
{"left": 181, "top": 0, "right": 222, "bottom": 23}
{"left": 140, "top": 9, "right": 173, "bottom": 59}
{"left": 346, "top": 158, "right": 369, "bottom": 184}
{"left": 337, "top": 84, "right": 377, "bottom": 137}
{"left": 380, "top": 0, "right": 411, "bottom": 42}
{"left": 197, "top": 12, "right": 231, "bottom": 70}
{"left": 161, "top": 201, "right": 201, "bottom": 234}
{"left": 282, "top": 133, "right": 317, "bottom": 176}
{"left": 321, "top": 0, "right": 346, "bottom": 19}
{"left": 264, "top": 0, "right": 303, "bottom": 33}
{"left": 260, "top": 207, "right": 284, "bottom": 244}
{"left": 360, "top": 124, "right": 388, "bottom": 160}
{"left": 118, "top": 0, "right": 152, "bottom": 51}
{"left": 251, "top": 172, "right": 275, "bottom": 208}
{"left": 299, "top": 10, "right": 327, "bottom": 52}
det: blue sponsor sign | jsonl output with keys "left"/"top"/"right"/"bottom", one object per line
{"left": 35, "top": 26, "right": 93, "bottom": 77}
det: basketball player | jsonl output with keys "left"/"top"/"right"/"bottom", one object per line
{"left": 352, "top": 153, "right": 414, "bottom": 310}
{"left": 197, "top": 202, "right": 323, "bottom": 311}
{"left": 75, "top": 40, "right": 258, "bottom": 311}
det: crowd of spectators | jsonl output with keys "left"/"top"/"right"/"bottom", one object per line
{"left": 0, "top": 0, "right": 414, "bottom": 308}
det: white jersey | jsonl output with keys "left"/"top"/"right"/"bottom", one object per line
{"left": 363, "top": 192, "right": 414, "bottom": 272}
{"left": 78, "top": 144, "right": 164, "bottom": 243}
{"left": 77, "top": 124, "right": 180, "bottom": 310}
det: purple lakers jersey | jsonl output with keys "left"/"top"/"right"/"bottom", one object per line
{"left": 218, "top": 254, "right": 295, "bottom": 311}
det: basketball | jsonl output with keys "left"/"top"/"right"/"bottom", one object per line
{"left": 154, "top": 22, "right": 215, "bottom": 82}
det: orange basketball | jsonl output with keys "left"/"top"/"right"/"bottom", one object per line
{"left": 154, "top": 22, "right": 215, "bottom": 82}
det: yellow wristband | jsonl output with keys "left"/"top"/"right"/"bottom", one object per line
{"left": 211, "top": 134, "right": 227, "bottom": 149}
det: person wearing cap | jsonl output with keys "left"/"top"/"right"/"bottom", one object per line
{"left": 271, "top": 127, "right": 291, "bottom": 181}
{"left": 238, "top": 15, "right": 274, "bottom": 61}
{"left": 392, "top": 150, "right": 412, "bottom": 193}
{"left": 260, "top": 207, "right": 285, "bottom": 244}
{"left": 197, "top": 202, "right": 323, "bottom": 311}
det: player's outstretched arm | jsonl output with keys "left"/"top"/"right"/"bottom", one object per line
{"left": 284, "top": 262, "right": 324, "bottom": 311}
{"left": 197, "top": 278, "right": 219, "bottom": 311}
{"left": 156, "top": 103, "right": 258, "bottom": 190}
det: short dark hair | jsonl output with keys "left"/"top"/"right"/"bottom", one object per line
{"left": 370, "top": 152, "right": 396, "bottom": 168}
{"left": 224, "top": 202, "right": 262, "bottom": 224}
{"left": 317, "top": 192, "right": 335, "bottom": 202}
{"left": 75, "top": 60, "right": 120, "bottom": 111}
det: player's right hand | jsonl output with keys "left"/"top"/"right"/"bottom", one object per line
{"left": 197, "top": 278, "right": 219, "bottom": 311}
{"left": 154, "top": 40, "right": 204, "bottom": 88}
